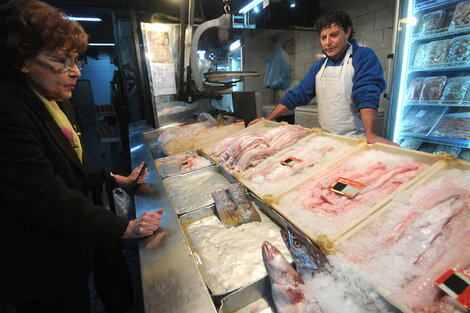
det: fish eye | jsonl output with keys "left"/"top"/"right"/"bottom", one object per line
{"left": 293, "top": 239, "right": 301, "bottom": 248}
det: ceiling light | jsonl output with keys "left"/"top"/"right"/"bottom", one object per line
{"left": 197, "top": 50, "right": 206, "bottom": 60}
{"left": 289, "top": 0, "right": 296, "bottom": 8}
{"left": 229, "top": 39, "right": 241, "bottom": 51}
{"left": 67, "top": 16, "right": 102, "bottom": 22}
{"left": 88, "top": 43, "right": 115, "bottom": 46}
{"left": 239, "top": 0, "right": 263, "bottom": 14}
{"left": 253, "top": 6, "right": 259, "bottom": 13}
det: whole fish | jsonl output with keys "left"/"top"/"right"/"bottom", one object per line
{"left": 262, "top": 241, "right": 322, "bottom": 313}
{"left": 281, "top": 228, "right": 399, "bottom": 313}
{"left": 281, "top": 227, "right": 329, "bottom": 278}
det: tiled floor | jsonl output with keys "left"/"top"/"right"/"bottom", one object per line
{"left": 0, "top": 120, "right": 145, "bottom": 313}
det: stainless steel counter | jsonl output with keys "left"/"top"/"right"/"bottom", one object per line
{"left": 129, "top": 122, "right": 217, "bottom": 313}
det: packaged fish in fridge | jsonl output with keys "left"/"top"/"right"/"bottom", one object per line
{"left": 400, "top": 105, "right": 447, "bottom": 135}
{"left": 449, "top": 1, "right": 470, "bottom": 30}
{"left": 434, "top": 144, "right": 461, "bottom": 156}
{"left": 441, "top": 76, "right": 470, "bottom": 103}
{"left": 425, "top": 39, "right": 451, "bottom": 66}
{"left": 412, "top": 43, "right": 429, "bottom": 69}
{"left": 419, "top": 76, "right": 447, "bottom": 102}
{"left": 460, "top": 148, "right": 470, "bottom": 161}
{"left": 414, "top": 10, "right": 445, "bottom": 36}
{"left": 405, "top": 77, "right": 425, "bottom": 101}
{"left": 399, "top": 137, "right": 423, "bottom": 150}
{"left": 447, "top": 35, "right": 470, "bottom": 64}
{"left": 431, "top": 112, "right": 470, "bottom": 140}
{"left": 417, "top": 142, "right": 437, "bottom": 154}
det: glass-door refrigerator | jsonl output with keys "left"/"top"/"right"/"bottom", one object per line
{"left": 387, "top": 0, "right": 470, "bottom": 162}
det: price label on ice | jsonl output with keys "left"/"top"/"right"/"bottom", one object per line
{"left": 328, "top": 177, "right": 365, "bottom": 198}
{"left": 180, "top": 159, "right": 193, "bottom": 170}
{"left": 232, "top": 145, "right": 243, "bottom": 158}
{"left": 435, "top": 269, "right": 470, "bottom": 309}
{"left": 280, "top": 157, "right": 303, "bottom": 167}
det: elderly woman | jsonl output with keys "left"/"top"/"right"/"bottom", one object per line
{"left": 0, "top": 0, "right": 163, "bottom": 312}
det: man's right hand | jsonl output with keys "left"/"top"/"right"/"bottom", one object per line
{"left": 247, "top": 118, "right": 262, "bottom": 127}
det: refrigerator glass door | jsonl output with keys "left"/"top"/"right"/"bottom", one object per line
{"left": 387, "top": 0, "right": 470, "bottom": 161}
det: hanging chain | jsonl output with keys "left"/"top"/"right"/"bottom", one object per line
{"left": 223, "top": 0, "right": 230, "bottom": 13}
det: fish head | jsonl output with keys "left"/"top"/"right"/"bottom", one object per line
{"left": 281, "top": 227, "right": 329, "bottom": 275}
{"left": 262, "top": 241, "right": 304, "bottom": 286}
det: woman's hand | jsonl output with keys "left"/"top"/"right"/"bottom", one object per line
{"left": 122, "top": 208, "right": 163, "bottom": 239}
{"left": 114, "top": 162, "right": 148, "bottom": 188}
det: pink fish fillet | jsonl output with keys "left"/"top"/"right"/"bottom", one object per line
{"left": 402, "top": 206, "right": 470, "bottom": 312}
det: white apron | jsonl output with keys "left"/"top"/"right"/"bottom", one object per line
{"left": 316, "top": 45, "right": 364, "bottom": 137}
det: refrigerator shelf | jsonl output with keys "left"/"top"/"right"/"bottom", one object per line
{"left": 409, "top": 63, "right": 470, "bottom": 74}
{"left": 405, "top": 100, "right": 470, "bottom": 107}
{"left": 399, "top": 132, "right": 470, "bottom": 148}
{"left": 415, "top": 0, "right": 460, "bottom": 12}
{"left": 412, "top": 25, "right": 470, "bottom": 42}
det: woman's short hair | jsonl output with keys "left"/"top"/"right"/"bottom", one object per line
{"left": 0, "top": 0, "right": 88, "bottom": 80}
{"left": 314, "top": 10, "right": 354, "bottom": 42}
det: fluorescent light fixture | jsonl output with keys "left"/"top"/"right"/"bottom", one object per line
{"left": 68, "top": 16, "right": 102, "bottom": 22}
{"left": 143, "top": 23, "right": 171, "bottom": 32}
{"left": 88, "top": 43, "right": 115, "bottom": 46}
{"left": 197, "top": 50, "right": 206, "bottom": 60}
{"left": 229, "top": 39, "right": 241, "bottom": 51}
{"left": 393, "top": 0, "right": 413, "bottom": 142}
{"left": 253, "top": 6, "right": 259, "bottom": 13}
{"left": 239, "top": 0, "right": 263, "bottom": 14}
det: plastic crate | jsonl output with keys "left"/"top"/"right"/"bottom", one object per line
{"left": 267, "top": 142, "right": 445, "bottom": 252}
{"left": 240, "top": 129, "right": 365, "bottom": 199}
{"left": 200, "top": 118, "right": 283, "bottom": 157}
{"left": 333, "top": 156, "right": 470, "bottom": 313}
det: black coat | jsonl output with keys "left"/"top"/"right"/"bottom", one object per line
{"left": 0, "top": 80, "right": 129, "bottom": 303}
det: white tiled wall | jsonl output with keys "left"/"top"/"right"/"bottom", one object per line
{"left": 243, "top": 0, "right": 396, "bottom": 114}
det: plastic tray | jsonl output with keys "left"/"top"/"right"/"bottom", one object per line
{"left": 201, "top": 119, "right": 283, "bottom": 158}
{"left": 205, "top": 120, "right": 311, "bottom": 177}
{"left": 154, "top": 149, "right": 214, "bottom": 179}
{"left": 334, "top": 157, "right": 470, "bottom": 313}
{"left": 179, "top": 195, "right": 292, "bottom": 296}
{"left": 240, "top": 129, "right": 364, "bottom": 200}
{"left": 158, "top": 118, "right": 245, "bottom": 156}
{"left": 162, "top": 165, "right": 236, "bottom": 215}
{"left": 267, "top": 143, "right": 444, "bottom": 252}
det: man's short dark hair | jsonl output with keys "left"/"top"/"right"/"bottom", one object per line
{"left": 314, "top": 10, "right": 354, "bottom": 42}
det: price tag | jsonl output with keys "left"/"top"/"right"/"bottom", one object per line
{"left": 435, "top": 269, "right": 470, "bottom": 309}
{"left": 328, "top": 177, "right": 365, "bottom": 198}
{"left": 280, "top": 157, "right": 303, "bottom": 167}
{"left": 232, "top": 145, "right": 243, "bottom": 158}
{"left": 180, "top": 159, "right": 193, "bottom": 170}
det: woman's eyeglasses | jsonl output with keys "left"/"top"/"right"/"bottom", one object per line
{"left": 39, "top": 52, "right": 85, "bottom": 71}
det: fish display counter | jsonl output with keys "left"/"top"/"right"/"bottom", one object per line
{"left": 131, "top": 120, "right": 470, "bottom": 313}
{"left": 129, "top": 123, "right": 217, "bottom": 313}
{"left": 131, "top": 122, "right": 299, "bottom": 313}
